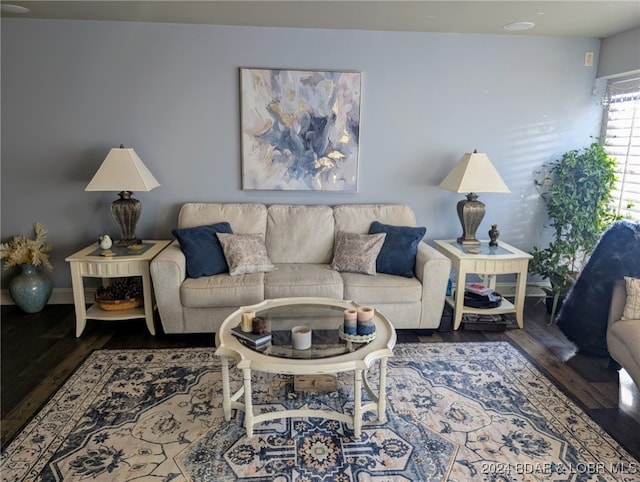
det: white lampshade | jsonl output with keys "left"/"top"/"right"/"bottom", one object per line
{"left": 86, "top": 147, "right": 160, "bottom": 192}
{"left": 438, "top": 151, "right": 510, "bottom": 194}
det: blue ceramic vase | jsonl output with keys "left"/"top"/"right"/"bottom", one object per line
{"left": 9, "top": 264, "right": 53, "bottom": 313}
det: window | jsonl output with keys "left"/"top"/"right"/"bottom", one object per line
{"left": 601, "top": 76, "right": 640, "bottom": 220}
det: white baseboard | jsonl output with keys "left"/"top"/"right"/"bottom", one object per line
{"left": 1, "top": 288, "right": 94, "bottom": 305}
{"left": 1, "top": 282, "right": 549, "bottom": 306}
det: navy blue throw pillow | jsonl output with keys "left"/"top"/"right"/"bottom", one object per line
{"left": 172, "top": 222, "right": 233, "bottom": 278}
{"left": 369, "top": 221, "right": 426, "bottom": 278}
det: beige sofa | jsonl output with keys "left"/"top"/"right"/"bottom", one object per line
{"left": 607, "top": 279, "right": 640, "bottom": 389}
{"left": 150, "top": 203, "right": 451, "bottom": 334}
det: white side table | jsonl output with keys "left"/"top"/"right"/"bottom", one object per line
{"left": 65, "top": 240, "right": 171, "bottom": 337}
{"left": 434, "top": 240, "right": 532, "bottom": 330}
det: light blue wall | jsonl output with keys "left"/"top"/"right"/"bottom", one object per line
{"left": 1, "top": 18, "right": 602, "bottom": 288}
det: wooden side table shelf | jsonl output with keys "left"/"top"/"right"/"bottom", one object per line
{"left": 65, "top": 240, "right": 171, "bottom": 337}
{"left": 434, "top": 240, "right": 532, "bottom": 330}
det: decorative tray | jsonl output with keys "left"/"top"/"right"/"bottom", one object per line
{"left": 338, "top": 325, "right": 376, "bottom": 343}
{"left": 96, "top": 297, "right": 143, "bottom": 311}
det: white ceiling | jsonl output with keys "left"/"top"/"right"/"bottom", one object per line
{"left": 2, "top": 1, "right": 639, "bottom": 39}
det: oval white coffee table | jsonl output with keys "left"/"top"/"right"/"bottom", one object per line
{"left": 215, "top": 297, "right": 397, "bottom": 438}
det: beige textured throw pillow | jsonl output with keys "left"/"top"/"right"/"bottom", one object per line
{"left": 329, "top": 231, "right": 386, "bottom": 275}
{"left": 622, "top": 276, "right": 640, "bottom": 320}
{"left": 216, "top": 233, "right": 276, "bottom": 276}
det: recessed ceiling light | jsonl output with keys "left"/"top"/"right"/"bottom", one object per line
{"left": 503, "top": 21, "right": 535, "bottom": 31}
{"left": 1, "top": 4, "right": 30, "bottom": 14}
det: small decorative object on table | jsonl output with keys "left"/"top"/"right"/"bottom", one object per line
{"left": 343, "top": 308, "right": 358, "bottom": 334}
{"left": 489, "top": 224, "right": 500, "bottom": 247}
{"left": 338, "top": 325, "right": 376, "bottom": 343}
{"left": 357, "top": 306, "right": 376, "bottom": 335}
{"left": 291, "top": 325, "right": 312, "bottom": 350}
{"left": 99, "top": 235, "right": 113, "bottom": 250}
{"left": 241, "top": 310, "right": 255, "bottom": 332}
{"left": 252, "top": 316, "right": 267, "bottom": 335}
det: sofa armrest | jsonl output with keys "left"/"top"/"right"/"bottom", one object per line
{"left": 415, "top": 242, "right": 452, "bottom": 329}
{"left": 150, "top": 241, "right": 187, "bottom": 333}
{"left": 608, "top": 279, "right": 627, "bottom": 329}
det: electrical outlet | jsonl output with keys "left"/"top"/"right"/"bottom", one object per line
{"left": 584, "top": 51, "right": 594, "bottom": 67}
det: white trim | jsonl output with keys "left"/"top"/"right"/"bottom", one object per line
{"left": 1, "top": 282, "right": 548, "bottom": 306}
{"left": 596, "top": 69, "right": 640, "bottom": 81}
{"left": 1, "top": 288, "right": 95, "bottom": 305}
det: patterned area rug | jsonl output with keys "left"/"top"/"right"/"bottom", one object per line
{"left": 2, "top": 343, "right": 637, "bottom": 481}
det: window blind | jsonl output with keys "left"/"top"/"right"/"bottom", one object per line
{"left": 601, "top": 76, "right": 640, "bottom": 220}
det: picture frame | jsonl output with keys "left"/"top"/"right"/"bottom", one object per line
{"left": 240, "top": 68, "right": 361, "bottom": 191}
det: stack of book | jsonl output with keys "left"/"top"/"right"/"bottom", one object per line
{"left": 465, "top": 283, "right": 493, "bottom": 296}
{"left": 462, "top": 313, "right": 508, "bottom": 332}
{"left": 231, "top": 326, "right": 272, "bottom": 348}
{"left": 464, "top": 283, "right": 503, "bottom": 309}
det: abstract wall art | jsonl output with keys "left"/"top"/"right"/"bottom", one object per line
{"left": 241, "top": 68, "right": 361, "bottom": 191}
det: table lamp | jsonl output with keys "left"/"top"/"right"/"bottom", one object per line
{"left": 86, "top": 145, "right": 160, "bottom": 246}
{"left": 438, "top": 150, "right": 510, "bottom": 245}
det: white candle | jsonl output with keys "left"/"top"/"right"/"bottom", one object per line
{"left": 241, "top": 311, "right": 255, "bottom": 332}
{"left": 292, "top": 325, "right": 312, "bottom": 350}
{"left": 357, "top": 306, "right": 375, "bottom": 335}
{"left": 344, "top": 309, "right": 358, "bottom": 334}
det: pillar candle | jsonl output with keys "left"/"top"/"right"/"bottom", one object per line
{"left": 357, "top": 306, "right": 376, "bottom": 335}
{"left": 252, "top": 316, "right": 267, "bottom": 335}
{"left": 292, "top": 325, "right": 312, "bottom": 350}
{"left": 241, "top": 310, "right": 255, "bottom": 332}
{"left": 344, "top": 309, "right": 358, "bottom": 334}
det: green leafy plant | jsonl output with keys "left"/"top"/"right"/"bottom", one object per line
{"left": 529, "top": 141, "right": 619, "bottom": 318}
{"left": 0, "top": 222, "right": 53, "bottom": 270}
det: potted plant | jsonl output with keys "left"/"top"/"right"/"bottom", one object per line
{"left": 0, "top": 222, "right": 53, "bottom": 313}
{"left": 529, "top": 141, "right": 619, "bottom": 320}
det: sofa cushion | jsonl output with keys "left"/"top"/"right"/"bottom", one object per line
{"left": 266, "top": 205, "right": 335, "bottom": 264}
{"left": 178, "top": 203, "right": 268, "bottom": 234}
{"left": 217, "top": 233, "right": 277, "bottom": 276}
{"left": 329, "top": 231, "right": 386, "bottom": 275}
{"left": 341, "top": 271, "right": 423, "bottom": 303}
{"left": 623, "top": 276, "right": 640, "bottom": 320}
{"left": 265, "top": 263, "right": 344, "bottom": 299}
{"left": 334, "top": 204, "right": 418, "bottom": 234}
{"left": 181, "top": 272, "right": 264, "bottom": 308}
{"left": 369, "top": 221, "right": 426, "bottom": 278}
{"left": 172, "top": 222, "right": 232, "bottom": 278}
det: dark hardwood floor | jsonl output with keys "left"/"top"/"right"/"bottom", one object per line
{"left": 2, "top": 298, "right": 639, "bottom": 461}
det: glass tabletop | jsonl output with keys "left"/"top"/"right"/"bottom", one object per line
{"left": 233, "top": 303, "right": 375, "bottom": 360}
{"left": 88, "top": 242, "right": 155, "bottom": 257}
{"left": 446, "top": 240, "right": 513, "bottom": 255}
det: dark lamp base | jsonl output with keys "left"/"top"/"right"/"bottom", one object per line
{"left": 457, "top": 236, "right": 481, "bottom": 245}
{"left": 455, "top": 193, "right": 485, "bottom": 246}
{"left": 111, "top": 191, "right": 141, "bottom": 246}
